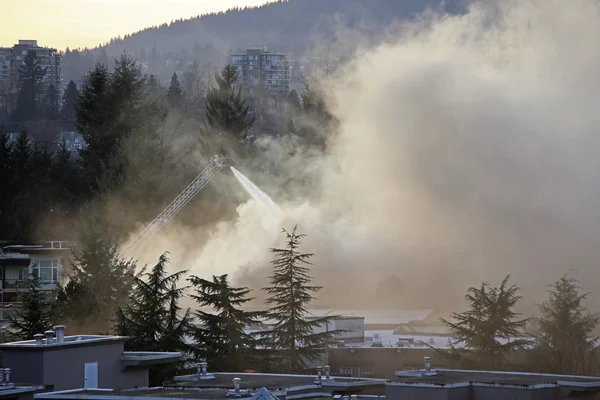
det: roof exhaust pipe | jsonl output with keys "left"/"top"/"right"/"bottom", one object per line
{"left": 34, "top": 334, "right": 44, "bottom": 345}
{"left": 44, "top": 330, "right": 54, "bottom": 344}
{"left": 55, "top": 325, "right": 65, "bottom": 343}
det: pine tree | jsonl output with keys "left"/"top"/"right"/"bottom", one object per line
{"left": 75, "top": 62, "right": 112, "bottom": 184}
{"left": 204, "top": 65, "right": 255, "bottom": 140}
{"left": 263, "top": 226, "right": 338, "bottom": 373}
{"left": 52, "top": 139, "right": 81, "bottom": 205}
{"left": 60, "top": 80, "right": 80, "bottom": 121}
{"left": 76, "top": 56, "right": 165, "bottom": 194}
{"left": 8, "top": 275, "right": 54, "bottom": 340}
{"left": 14, "top": 51, "right": 47, "bottom": 121}
{"left": 440, "top": 275, "right": 529, "bottom": 370}
{"left": 529, "top": 276, "right": 600, "bottom": 375}
{"left": 117, "top": 253, "right": 191, "bottom": 386}
{"left": 56, "top": 226, "right": 136, "bottom": 333}
{"left": 11, "top": 129, "right": 34, "bottom": 240}
{"left": 189, "top": 274, "right": 264, "bottom": 371}
{"left": 167, "top": 72, "right": 183, "bottom": 108}
{"left": 43, "top": 84, "right": 60, "bottom": 120}
{"left": 0, "top": 126, "right": 15, "bottom": 236}
{"left": 286, "top": 89, "right": 301, "bottom": 111}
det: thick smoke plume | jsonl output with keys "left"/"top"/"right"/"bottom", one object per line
{"left": 141, "top": 0, "right": 600, "bottom": 314}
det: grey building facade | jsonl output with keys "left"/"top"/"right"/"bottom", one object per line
{"left": 0, "top": 326, "right": 181, "bottom": 391}
{"left": 389, "top": 359, "right": 600, "bottom": 400}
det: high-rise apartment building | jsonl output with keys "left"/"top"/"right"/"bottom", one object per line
{"left": 0, "top": 40, "right": 63, "bottom": 118}
{"left": 231, "top": 46, "right": 290, "bottom": 95}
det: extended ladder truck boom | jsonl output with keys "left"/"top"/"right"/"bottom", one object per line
{"left": 120, "top": 155, "right": 230, "bottom": 259}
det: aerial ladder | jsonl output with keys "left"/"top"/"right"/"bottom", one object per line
{"left": 120, "top": 155, "right": 230, "bottom": 259}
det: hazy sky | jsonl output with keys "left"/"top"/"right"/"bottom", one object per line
{"left": 1, "top": 0, "right": 273, "bottom": 50}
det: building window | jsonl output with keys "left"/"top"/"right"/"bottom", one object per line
{"left": 18, "top": 266, "right": 30, "bottom": 281}
{"left": 31, "top": 260, "right": 59, "bottom": 284}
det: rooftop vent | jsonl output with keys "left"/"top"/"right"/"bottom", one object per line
{"left": 34, "top": 333, "right": 44, "bottom": 345}
{"left": 422, "top": 357, "right": 438, "bottom": 376}
{"left": 55, "top": 325, "right": 65, "bottom": 343}
{"left": 44, "top": 330, "right": 54, "bottom": 344}
{"left": 325, "top": 365, "right": 334, "bottom": 382}
{"left": 196, "top": 360, "right": 215, "bottom": 380}
{"left": 227, "top": 377, "right": 249, "bottom": 397}
{"left": 314, "top": 366, "right": 323, "bottom": 384}
{"left": 0, "top": 368, "right": 12, "bottom": 389}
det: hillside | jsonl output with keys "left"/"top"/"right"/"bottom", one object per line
{"left": 63, "top": 0, "right": 466, "bottom": 82}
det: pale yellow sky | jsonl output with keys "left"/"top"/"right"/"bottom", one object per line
{"left": 1, "top": 0, "right": 273, "bottom": 50}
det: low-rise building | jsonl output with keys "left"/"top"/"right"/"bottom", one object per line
{"left": 390, "top": 358, "right": 600, "bottom": 399}
{"left": 0, "top": 325, "right": 181, "bottom": 392}
{"left": 34, "top": 364, "right": 387, "bottom": 400}
{"left": 0, "top": 241, "right": 74, "bottom": 310}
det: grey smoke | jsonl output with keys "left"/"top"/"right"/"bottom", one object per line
{"left": 150, "top": 0, "right": 600, "bottom": 314}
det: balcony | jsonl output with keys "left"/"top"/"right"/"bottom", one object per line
{"left": 0, "top": 302, "right": 23, "bottom": 321}
{"left": 2, "top": 280, "right": 28, "bottom": 289}
{"left": 2, "top": 280, "right": 57, "bottom": 290}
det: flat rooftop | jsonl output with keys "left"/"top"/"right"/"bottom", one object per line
{"left": 35, "top": 373, "right": 385, "bottom": 400}
{"left": 394, "top": 369, "right": 600, "bottom": 388}
{"left": 0, "top": 335, "right": 128, "bottom": 349}
{"left": 173, "top": 372, "right": 385, "bottom": 389}
{"left": 37, "top": 388, "right": 240, "bottom": 400}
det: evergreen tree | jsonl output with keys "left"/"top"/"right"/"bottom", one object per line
{"left": 529, "top": 276, "right": 600, "bottom": 375}
{"left": 263, "top": 226, "right": 338, "bottom": 373}
{"left": 43, "top": 84, "right": 60, "bottom": 120}
{"left": 14, "top": 51, "right": 47, "bottom": 121}
{"left": 204, "top": 65, "right": 255, "bottom": 140}
{"left": 52, "top": 139, "right": 81, "bottom": 204}
{"left": 60, "top": 80, "right": 80, "bottom": 121}
{"left": 117, "top": 253, "right": 191, "bottom": 386}
{"left": 11, "top": 129, "right": 34, "bottom": 240}
{"left": 8, "top": 275, "right": 54, "bottom": 340}
{"left": 440, "top": 276, "right": 529, "bottom": 370}
{"left": 167, "top": 72, "right": 183, "bottom": 108}
{"left": 0, "top": 126, "right": 15, "bottom": 236}
{"left": 55, "top": 226, "right": 136, "bottom": 333}
{"left": 12, "top": 128, "right": 32, "bottom": 183}
{"left": 189, "top": 274, "right": 264, "bottom": 371}
{"left": 76, "top": 56, "right": 165, "bottom": 193}
{"left": 286, "top": 89, "right": 301, "bottom": 111}
{"left": 75, "top": 62, "right": 112, "bottom": 185}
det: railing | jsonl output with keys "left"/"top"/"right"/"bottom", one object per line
{"left": 2, "top": 280, "right": 28, "bottom": 289}
{"left": 0, "top": 303, "right": 23, "bottom": 321}
{"left": 34, "top": 241, "right": 76, "bottom": 249}
{"left": 3, "top": 280, "right": 58, "bottom": 289}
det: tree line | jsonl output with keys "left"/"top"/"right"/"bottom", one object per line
{"left": 438, "top": 274, "right": 600, "bottom": 376}
{"left": 0, "top": 53, "right": 332, "bottom": 243}
{"left": 9, "top": 226, "right": 338, "bottom": 385}
{"left": 1, "top": 50, "right": 80, "bottom": 125}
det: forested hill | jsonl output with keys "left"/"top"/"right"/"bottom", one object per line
{"left": 63, "top": 0, "right": 466, "bottom": 82}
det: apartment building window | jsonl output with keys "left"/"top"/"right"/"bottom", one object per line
{"left": 31, "top": 260, "right": 59, "bottom": 283}
{"left": 18, "top": 266, "right": 30, "bottom": 281}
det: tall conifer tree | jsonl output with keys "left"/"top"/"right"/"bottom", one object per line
{"left": 189, "top": 274, "right": 263, "bottom": 371}
{"left": 263, "top": 226, "right": 338, "bottom": 373}
{"left": 117, "top": 253, "right": 191, "bottom": 385}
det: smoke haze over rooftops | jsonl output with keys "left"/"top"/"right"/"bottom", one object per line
{"left": 144, "top": 0, "right": 600, "bottom": 314}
